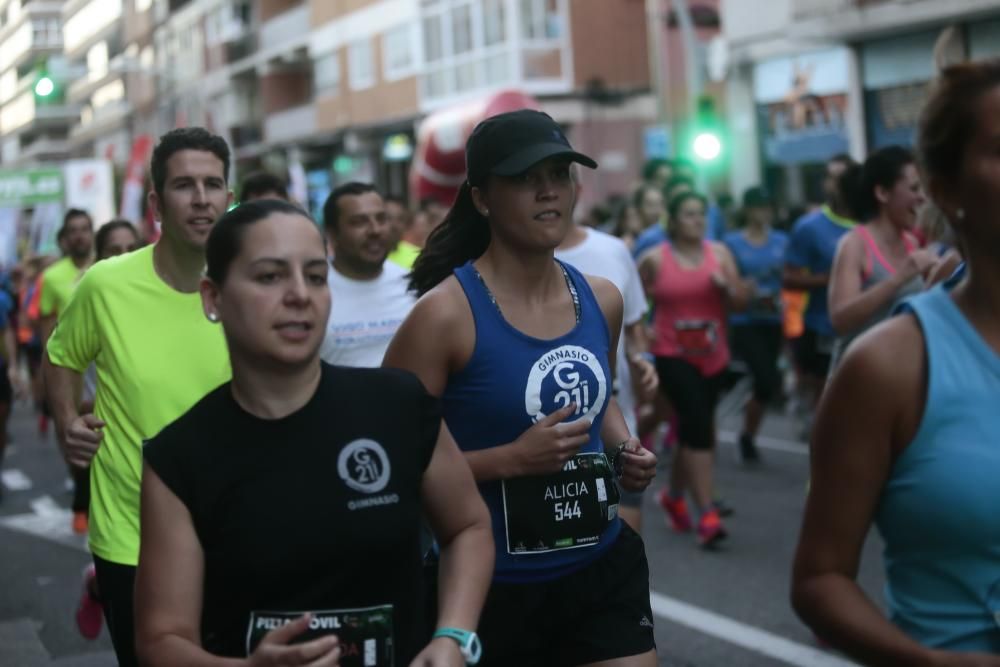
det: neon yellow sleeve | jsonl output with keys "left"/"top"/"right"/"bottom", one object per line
{"left": 46, "top": 269, "right": 101, "bottom": 373}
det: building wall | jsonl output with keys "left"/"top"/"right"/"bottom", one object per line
{"left": 315, "top": 32, "right": 419, "bottom": 133}
{"left": 261, "top": 69, "right": 312, "bottom": 114}
{"left": 569, "top": 0, "right": 649, "bottom": 89}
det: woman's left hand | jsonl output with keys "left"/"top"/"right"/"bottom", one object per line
{"left": 619, "top": 438, "right": 658, "bottom": 492}
{"left": 409, "top": 637, "right": 465, "bottom": 667}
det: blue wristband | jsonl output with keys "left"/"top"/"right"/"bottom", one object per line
{"left": 433, "top": 627, "right": 482, "bottom": 665}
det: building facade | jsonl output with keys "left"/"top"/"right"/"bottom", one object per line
{"left": 0, "top": 0, "right": 77, "bottom": 168}
{"left": 721, "top": 0, "right": 1000, "bottom": 207}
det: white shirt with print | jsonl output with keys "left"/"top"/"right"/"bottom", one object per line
{"left": 556, "top": 228, "right": 648, "bottom": 435}
{"left": 321, "top": 261, "right": 417, "bottom": 368}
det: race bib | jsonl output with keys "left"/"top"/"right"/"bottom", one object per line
{"left": 674, "top": 320, "right": 718, "bottom": 356}
{"left": 246, "top": 606, "right": 394, "bottom": 666}
{"left": 502, "top": 452, "right": 620, "bottom": 555}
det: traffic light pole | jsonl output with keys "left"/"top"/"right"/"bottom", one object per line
{"left": 646, "top": 0, "right": 670, "bottom": 140}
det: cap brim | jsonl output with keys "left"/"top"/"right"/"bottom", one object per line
{"left": 491, "top": 143, "right": 598, "bottom": 176}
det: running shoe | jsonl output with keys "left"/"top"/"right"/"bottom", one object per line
{"left": 38, "top": 413, "right": 48, "bottom": 435}
{"left": 739, "top": 433, "right": 761, "bottom": 464}
{"left": 657, "top": 488, "right": 692, "bottom": 532}
{"left": 697, "top": 509, "right": 728, "bottom": 548}
{"left": 72, "top": 511, "right": 88, "bottom": 535}
{"left": 75, "top": 565, "right": 103, "bottom": 640}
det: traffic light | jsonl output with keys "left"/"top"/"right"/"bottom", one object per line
{"left": 33, "top": 61, "right": 61, "bottom": 103}
{"left": 690, "top": 95, "right": 724, "bottom": 164}
{"left": 34, "top": 75, "right": 55, "bottom": 98}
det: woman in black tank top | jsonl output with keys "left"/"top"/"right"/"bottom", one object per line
{"left": 134, "top": 200, "right": 493, "bottom": 667}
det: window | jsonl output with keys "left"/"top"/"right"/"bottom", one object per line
{"left": 520, "top": 0, "right": 560, "bottom": 41}
{"left": 314, "top": 51, "right": 340, "bottom": 96}
{"left": 483, "top": 0, "right": 506, "bottom": 46}
{"left": 451, "top": 3, "right": 473, "bottom": 55}
{"left": 423, "top": 14, "right": 444, "bottom": 63}
{"left": 383, "top": 24, "right": 416, "bottom": 80}
{"left": 348, "top": 39, "right": 374, "bottom": 90}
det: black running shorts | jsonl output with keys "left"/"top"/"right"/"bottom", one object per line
{"left": 477, "top": 523, "right": 656, "bottom": 666}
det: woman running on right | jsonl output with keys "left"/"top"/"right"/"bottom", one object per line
{"left": 638, "top": 191, "right": 749, "bottom": 548}
{"left": 792, "top": 60, "right": 1000, "bottom": 664}
{"left": 827, "top": 145, "right": 939, "bottom": 369}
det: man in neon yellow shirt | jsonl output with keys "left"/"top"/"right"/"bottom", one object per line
{"left": 38, "top": 209, "right": 94, "bottom": 341}
{"left": 45, "top": 127, "right": 233, "bottom": 667}
{"left": 37, "top": 208, "right": 94, "bottom": 533}
{"left": 385, "top": 195, "right": 421, "bottom": 269}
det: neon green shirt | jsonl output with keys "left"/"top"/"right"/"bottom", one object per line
{"left": 39, "top": 256, "right": 90, "bottom": 317}
{"left": 46, "top": 245, "right": 231, "bottom": 565}
{"left": 387, "top": 240, "right": 420, "bottom": 270}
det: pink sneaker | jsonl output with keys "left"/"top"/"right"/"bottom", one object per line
{"left": 657, "top": 488, "right": 692, "bottom": 532}
{"left": 75, "top": 565, "right": 103, "bottom": 640}
{"left": 697, "top": 509, "right": 728, "bottom": 548}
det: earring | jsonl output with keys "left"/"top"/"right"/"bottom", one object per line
{"left": 208, "top": 313, "right": 219, "bottom": 322}
{"left": 482, "top": 208, "right": 490, "bottom": 217}
{"left": 956, "top": 208, "right": 965, "bottom": 220}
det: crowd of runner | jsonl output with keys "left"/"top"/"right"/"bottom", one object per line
{"left": 0, "top": 58, "right": 996, "bottom": 667}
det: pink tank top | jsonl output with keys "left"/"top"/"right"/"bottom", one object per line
{"left": 650, "top": 241, "right": 730, "bottom": 376}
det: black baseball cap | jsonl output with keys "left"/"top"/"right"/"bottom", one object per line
{"left": 742, "top": 186, "right": 774, "bottom": 208}
{"left": 466, "top": 109, "right": 598, "bottom": 187}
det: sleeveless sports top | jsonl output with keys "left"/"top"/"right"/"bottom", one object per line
{"left": 831, "top": 226, "right": 923, "bottom": 368}
{"left": 443, "top": 260, "right": 620, "bottom": 583}
{"left": 875, "top": 285, "right": 1000, "bottom": 651}
{"left": 650, "top": 241, "right": 730, "bottom": 376}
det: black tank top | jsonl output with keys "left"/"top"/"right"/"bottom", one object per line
{"left": 144, "top": 363, "right": 440, "bottom": 662}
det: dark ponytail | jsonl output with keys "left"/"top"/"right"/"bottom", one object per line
{"left": 409, "top": 182, "right": 491, "bottom": 296}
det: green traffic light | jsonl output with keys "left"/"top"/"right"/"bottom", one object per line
{"left": 34, "top": 76, "right": 54, "bottom": 98}
{"left": 693, "top": 132, "right": 722, "bottom": 161}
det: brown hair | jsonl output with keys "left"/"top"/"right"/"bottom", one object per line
{"left": 918, "top": 60, "right": 1000, "bottom": 191}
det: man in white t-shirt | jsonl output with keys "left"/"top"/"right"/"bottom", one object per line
{"left": 556, "top": 223, "right": 658, "bottom": 534}
{"left": 320, "top": 183, "right": 416, "bottom": 367}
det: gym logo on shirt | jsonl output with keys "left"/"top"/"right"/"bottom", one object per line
{"left": 524, "top": 345, "right": 607, "bottom": 424}
{"left": 338, "top": 439, "right": 398, "bottom": 511}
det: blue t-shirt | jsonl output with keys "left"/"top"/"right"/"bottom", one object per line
{"left": 785, "top": 206, "right": 855, "bottom": 336}
{"left": 724, "top": 230, "right": 789, "bottom": 326}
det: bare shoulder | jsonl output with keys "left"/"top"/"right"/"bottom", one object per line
{"left": 407, "top": 276, "right": 473, "bottom": 330}
{"left": 636, "top": 244, "right": 663, "bottom": 271}
{"left": 709, "top": 240, "right": 734, "bottom": 262}
{"left": 828, "top": 312, "right": 926, "bottom": 448}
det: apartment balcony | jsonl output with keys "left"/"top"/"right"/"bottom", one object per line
{"left": 67, "top": 61, "right": 131, "bottom": 105}
{"left": 259, "top": 4, "right": 308, "bottom": 50}
{"left": 18, "top": 136, "right": 71, "bottom": 163}
{"left": 0, "top": 21, "right": 64, "bottom": 75}
{"left": 63, "top": 0, "right": 124, "bottom": 61}
{"left": 70, "top": 99, "right": 132, "bottom": 144}
{"left": 264, "top": 103, "right": 315, "bottom": 144}
{"left": 790, "top": 0, "right": 1000, "bottom": 40}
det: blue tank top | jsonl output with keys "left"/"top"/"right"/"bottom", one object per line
{"left": 875, "top": 285, "right": 1000, "bottom": 651}
{"left": 443, "top": 260, "right": 620, "bottom": 583}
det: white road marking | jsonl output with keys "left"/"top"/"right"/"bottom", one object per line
{"left": 650, "top": 591, "right": 860, "bottom": 666}
{"left": 0, "top": 494, "right": 87, "bottom": 552}
{"left": 717, "top": 430, "right": 809, "bottom": 456}
{"left": 1, "top": 469, "right": 32, "bottom": 491}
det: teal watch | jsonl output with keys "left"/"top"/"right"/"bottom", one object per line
{"left": 433, "top": 627, "right": 482, "bottom": 665}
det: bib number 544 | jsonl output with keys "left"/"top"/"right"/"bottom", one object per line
{"left": 554, "top": 501, "right": 582, "bottom": 522}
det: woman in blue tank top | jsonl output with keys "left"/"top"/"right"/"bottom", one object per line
{"left": 384, "top": 110, "right": 659, "bottom": 666}
{"left": 792, "top": 61, "right": 1000, "bottom": 664}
